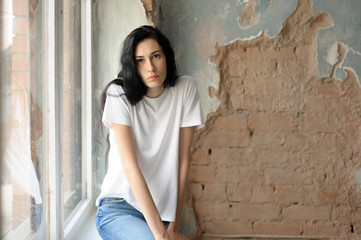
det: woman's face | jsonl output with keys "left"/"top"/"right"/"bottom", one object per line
{"left": 135, "top": 38, "right": 167, "bottom": 98}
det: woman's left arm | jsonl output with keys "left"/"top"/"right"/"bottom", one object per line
{"left": 167, "top": 126, "right": 195, "bottom": 240}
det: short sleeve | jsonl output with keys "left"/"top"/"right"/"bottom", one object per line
{"left": 102, "top": 84, "right": 132, "bottom": 128}
{"left": 180, "top": 77, "right": 204, "bottom": 130}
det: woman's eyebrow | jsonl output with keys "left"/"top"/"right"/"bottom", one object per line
{"left": 151, "top": 50, "right": 161, "bottom": 55}
{"left": 135, "top": 50, "right": 161, "bottom": 58}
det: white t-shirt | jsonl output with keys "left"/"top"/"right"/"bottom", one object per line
{"left": 96, "top": 75, "right": 204, "bottom": 221}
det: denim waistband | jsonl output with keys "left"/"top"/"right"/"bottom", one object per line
{"left": 99, "top": 197, "right": 125, "bottom": 206}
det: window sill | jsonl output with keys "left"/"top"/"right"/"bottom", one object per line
{"left": 72, "top": 207, "right": 101, "bottom": 240}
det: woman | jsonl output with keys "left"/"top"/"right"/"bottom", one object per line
{"left": 95, "top": 25, "right": 204, "bottom": 240}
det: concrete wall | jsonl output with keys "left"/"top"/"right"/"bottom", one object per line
{"left": 156, "top": 0, "right": 361, "bottom": 239}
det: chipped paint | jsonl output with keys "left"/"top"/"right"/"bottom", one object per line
{"left": 238, "top": 0, "right": 260, "bottom": 29}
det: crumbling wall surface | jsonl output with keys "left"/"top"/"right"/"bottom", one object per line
{"left": 188, "top": 0, "right": 361, "bottom": 239}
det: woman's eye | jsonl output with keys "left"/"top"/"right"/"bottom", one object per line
{"left": 136, "top": 59, "right": 143, "bottom": 63}
{"left": 153, "top": 54, "right": 160, "bottom": 59}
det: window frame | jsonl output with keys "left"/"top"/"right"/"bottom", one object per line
{"left": 44, "top": 0, "right": 93, "bottom": 239}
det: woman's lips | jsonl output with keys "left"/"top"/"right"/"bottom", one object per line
{"left": 148, "top": 75, "right": 159, "bottom": 81}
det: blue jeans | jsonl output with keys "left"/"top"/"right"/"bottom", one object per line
{"left": 95, "top": 197, "right": 169, "bottom": 240}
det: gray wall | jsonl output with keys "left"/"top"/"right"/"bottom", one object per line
{"left": 91, "top": 0, "right": 148, "bottom": 194}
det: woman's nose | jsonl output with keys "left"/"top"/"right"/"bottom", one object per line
{"left": 147, "top": 59, "right": 155, "bottom": 72}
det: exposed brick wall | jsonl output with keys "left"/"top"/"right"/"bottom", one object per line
{"left": 187, "top": 0, "right": 361, "bottom": 239}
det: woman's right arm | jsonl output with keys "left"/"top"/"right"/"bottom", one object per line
{"left": 112, "top": 123, "right": 170, "bottom": 240}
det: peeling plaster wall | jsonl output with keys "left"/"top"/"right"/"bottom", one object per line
{"left": 156, "top": 0, "right": 299, "bottom": 119}
{"left": 157, "top": 0, "right": 361, "bottom": 239}
{"left": 313, "top": 1, "right": 361, "bottom": 81}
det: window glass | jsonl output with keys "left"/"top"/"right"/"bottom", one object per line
{"left": 62, "top": 0, "right": 82, "bottom": 220}
{"left": 1, "top": 0, "right": 45, "bottom": 238}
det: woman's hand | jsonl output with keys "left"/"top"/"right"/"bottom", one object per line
{"left": 154, "top": 231, "right": 171, "bottom": 240}
{"left": 167, "top": 230, "right": 189, "bottom": 240}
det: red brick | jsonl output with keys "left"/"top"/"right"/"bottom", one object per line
{"left": 12, "top": 36, "right": 27, "bottom": 53}
{"left": 258, "top": 150, "right": 296, "bottom": 168}
{"left": 265, "top": 168, "right": 312, "bottom": 185}
{"left": 194, "top": 201, "right": 229, "bottom": 220}
{"left": 312, "top": 80, "right": 341, "bottom": 97}
{"left": 227, "top": 184, "right": 252, "bottom": 202}
{"left": 216, "top": 167, "right": 263, "bottom": 184}
{"left": 303, "top": 223, "right": 342, "bottom": 236}
{"left": 249, "top": 112, "right": 295, "bottom": 132}
{"left": 304, "top": 96, "right": 329, "bottom": 114}
{"left": 227, "top": 47, "right": 247, "bottom": 62}
{"left": 13, "top": 0, "right": 28, "bottom": 16}
{"left": 284, "top": 133, "right": 308, "bottom": 151}
{"left": 297, "top": 186, "right": 317, "bottom": 205}
{"left": 204, "top": 130, "right": 250, "bottom": 148}
{"left": 191, "top": 148, "right": 211, "bottom": 165}
{"left": 12, "top": 72, "right": 28, "bottom": 90}
{"left": 203, "top": 183, "right": 227, "bottom": 201}
{"left": 284, "top": 133, "right": 336, "bottom": 151}
{"left": 189, "top": 165, "right": 216, "bottom": 183}
{"left": 275, "top": 186, "right": 299, "bottom": 203}
{"left": 231, "top": 95, "right": 302, "bottom": 112}
{"left": 12, "top": 54, "right": 28, "bottom": 72}
{"left": 251, "top": 186, "right": 275, "bottom": 203}
{"left": 299, "top": 114, "right": 338, "bottom": 133}
{"left": 254, "top": 221, "right": 301, "bottom": 235}
{"left": 282, "top": 205, "right": 330, "bottom": 221}
{"left": 211, "top": 148, "right": 257, "bottom": 167}
{"left": 230, "top": 94, "right": 248, "bottom": 110}
{"left": 278, "top": 47, "right": 295, "bottom": 59}
{"left": 213, "top": 114, "right": 248, "bottom": 130}
{"left": 260, "top": 46, "right": 295, "bottom": 60}
{"left": 232, "top": 203, "right": 280, "bottom": 220}
{"left": 312, "top": 134, "right": 337, "bottom": 151}
{"left": 13, "top": 17, "right": 27, "bottom": 35}
{"left": 266, "top": 77, "right": 284, "bottom": 94}
{"left": 332, "top": 101, "right": 352, "bottom": 117}
{"left": 315, "top": 189, "right": 346, "bottom": 205}
{"left": 244, "top": 75, "right": 268, "bottom": 95}
{"left": 203, "top": 219, "right": 252, "bottom": 235}
{"left": 246, "top": 46, "right": 259, "bottom": 59}
{"left": 251, "top": 132, "right": 282, "bottom": 149}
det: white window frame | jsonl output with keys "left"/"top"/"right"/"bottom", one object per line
{"left": 44, "top": 0, "right": 93, "bottom": 239}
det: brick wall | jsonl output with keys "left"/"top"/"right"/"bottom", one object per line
{"left": 188, "top": 1, "right": 361, "bottom": 239}
{"left": 10, "top": 0, "right": 32, "bottom": 232}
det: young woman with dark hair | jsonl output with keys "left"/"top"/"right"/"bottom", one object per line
{"left": 95, "top": 25, "right": 204, "bottom": 240}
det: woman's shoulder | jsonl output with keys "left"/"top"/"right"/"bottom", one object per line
{"left": 175, "top": 75, "right": 197, "bottom": 89}
{"left": 106, "top": 83, "right": 125, "bottom": 96}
